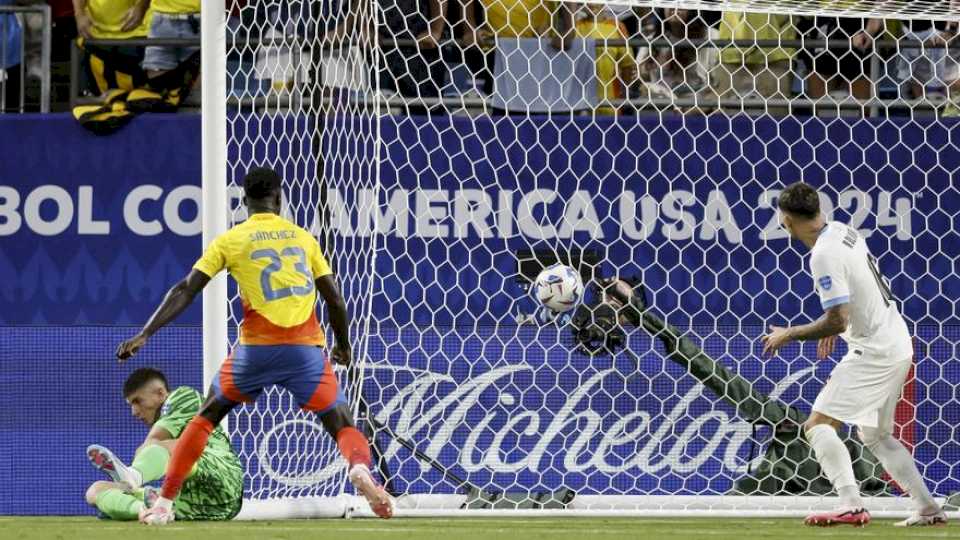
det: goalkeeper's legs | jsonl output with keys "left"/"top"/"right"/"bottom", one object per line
{"left": 130, "top": 440, "right": 173, "bottom": 484}
{"left": 87, "top": 441, "right": 172, "bottom": 491}
{"left": 85, "top": 481, "right": 145, "bottom": 520}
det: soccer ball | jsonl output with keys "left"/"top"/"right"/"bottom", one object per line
{"left": 534, "top": 264, "right": 584, "bottom": 313}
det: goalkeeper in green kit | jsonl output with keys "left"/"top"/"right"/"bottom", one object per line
{"left": 84, "top": 368, "right": 243, "bottom": 521}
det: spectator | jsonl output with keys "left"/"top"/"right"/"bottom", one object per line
{"left": 74, "top": 0, "right": 151, "bottom": 40}
{"left": 16, "top": 0, "right": 47, "bottom": 86}
{"left": 464, "top": 0, "right": 568, "bottom": 46}
{"left": 47, "top": 0, "right": 78, "bottom": 108}
{"left": 72, "top": 0, "right": 152, "bottom": 95}
{"left": 439, "top": 0, "right": 483, "bottom": 96}
{"left": 0, "top": 0, "right": 23, "bottom": 112}
{"left": 250, "top": 0, "right": 314, "bottom": 94}
{"left": 623, "top": 7, "right": 659, "bottom": 88}
{"left": 942, "top": 21, "right": 959, "bottom": 116}
{"left": 122, "top": 0, "right": 199, "bottom": 89}
{"left": 328, "top": 0, "right": 448, "bottom": 114}
{"left": 648, "top": 9, "right": 721, "bottom": 98}
{"left": 898, "top": 19, "right": 949, "bottom": 100}
{"left": 797, "top": 17, "right": 882, "bottom": 105}
{"left": 654, "top": 8, "right": 708, "bottom": 95}
{"left": 48, "top": 0, "right": 77, "bottom": 52}
{"left": 575, "top": 3, "right": 636, "bottom": 115}
{"left": 693, "top": 10, "right": 721, "bottom": 94}
{"left": 712, "top": 11, "right": 796, "bottom": 115}
{"left": 461, "top": 0, "right": 573, "bottom": 99}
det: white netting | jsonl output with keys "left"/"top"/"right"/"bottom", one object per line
{"left": 563, "top": 1, "right": 960, "bottom": 21}
{"left": 220, "top": 0, "right": 960, "bottom": 518}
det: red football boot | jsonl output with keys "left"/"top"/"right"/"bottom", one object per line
{"left": 805, "top": 508, "right": 871, "bottom": 527}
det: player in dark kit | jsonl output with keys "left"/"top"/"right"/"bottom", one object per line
{"left": 116, "top": 167, "right": 393, "bottom": 525}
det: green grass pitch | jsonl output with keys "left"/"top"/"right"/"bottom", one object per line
{"left": 2, "top": 517, "right": 957, "bottom": 540}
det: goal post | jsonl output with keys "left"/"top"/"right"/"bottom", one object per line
{"left": 200, "top": 0, "right": 228, "bottom": 396}
{"left": 205, "top": 0, "right": 960, "bottom": 519}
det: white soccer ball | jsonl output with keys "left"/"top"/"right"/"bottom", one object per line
{"left": 534, "top": 264, "right": 584, "bottom": 313}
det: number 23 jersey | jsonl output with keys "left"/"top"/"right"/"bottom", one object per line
{"left": 809, "top": 221, "right": 912, "bottom": 361}
{"left": 193, "top": 213, "right": 333, "bottom": 346}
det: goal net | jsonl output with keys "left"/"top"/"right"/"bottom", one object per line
{"left": 212, "top": 0, "right": 960, "bottom": 519}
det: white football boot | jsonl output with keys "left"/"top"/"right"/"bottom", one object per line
{"left": 86, "top": 444, "right": 142, "bottom": 490}
{"left": 894, "top": 509, "right": 948, "bottom": 527}
{"left": 348, "top": 464, "right": 394, "bottom": 519}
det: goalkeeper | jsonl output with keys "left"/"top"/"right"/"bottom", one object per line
{"left": 571, "top": 278, "right": 889, "bottom": 495}
{"left": 84, "top": 368, "right": 243, "bottom": 521}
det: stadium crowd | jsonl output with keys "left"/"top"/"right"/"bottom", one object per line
{"left": 1, "top": 0, "right": 958, "bottom": 116}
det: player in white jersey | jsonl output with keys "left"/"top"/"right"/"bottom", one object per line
{"left": 762, "top": 182, "right": 946, "bottom": 528}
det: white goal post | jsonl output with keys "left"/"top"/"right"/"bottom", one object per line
{"left": 201, "top": 0, "right": 960, "bottom": 519}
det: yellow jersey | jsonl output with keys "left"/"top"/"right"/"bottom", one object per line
{"left": 86, "top": 0, "right": 152, "bottom": 39}
{"left": 194, "top": 213, "right": 333, "bottom": 346}
{"left": 575, "top": 18, "right": 634, "bottom": 115}
{"left": 152, "top": 0, "right": 199, "bottom": 15}
{"left": 718, "top": 12, "right": 796, "bottom": 66}
{"left": 482, "top": 0, "right": 552, "bottom": 38}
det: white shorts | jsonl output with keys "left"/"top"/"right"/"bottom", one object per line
{"left": 812, "top": 350, "right": 912, "bottom": 430}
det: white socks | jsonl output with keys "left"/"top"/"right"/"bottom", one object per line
{"left": 807, "top": 422, "right": 940, "bottom": 513}
{"left": 806, "top": 424, "right": 864, "bottom": 509}
{"left": 861, "top": 429, "right": 939, "bottom": 513}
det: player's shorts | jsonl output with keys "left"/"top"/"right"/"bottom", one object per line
{"left": 812, "top": 348, "right": 912, "bottom": 430}
{"left": 211, "top": 345, "right": 347, "bottom": 414}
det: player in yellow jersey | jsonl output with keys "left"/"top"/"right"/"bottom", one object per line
{"left": 116, "top": 167, "right": 393, "bottom": 525}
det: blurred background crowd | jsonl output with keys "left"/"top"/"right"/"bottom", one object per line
{"left": 1, "top": 0, "right": 958, "bottom": 118}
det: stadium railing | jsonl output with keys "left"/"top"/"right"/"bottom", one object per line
{"left": 67, "top": 33, "right": 951, "bottom": 117}
{"left": 0, "top": 4, "right": 51, "bottom": 113}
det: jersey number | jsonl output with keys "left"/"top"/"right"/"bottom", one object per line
{"left": 251, "top": 247, "right": 315, "bottom": 301}
{"left": 866, "top": 253, "right": 894, "bottom": 307}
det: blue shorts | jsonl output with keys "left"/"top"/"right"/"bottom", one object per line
{"left": 211, "top": 345, "right": 347, "bottom": 413}
{"left": 143, "top": 13, "right": 200, "bottom": 71}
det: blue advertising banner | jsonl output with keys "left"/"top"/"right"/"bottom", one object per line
{"left": 346, "top": 114, "right": 959, "bottom": 327}
{"left": 0, "top": 113, "right": 316, "bottom": 325}
{"left": 2, "top": 114, "right": 957, "bottom": 326}
{"left": 0, "top": 113, "right": 957, "bottom": 516}
{"left": 0, "top": 114, "right": 204, "bottom": 324}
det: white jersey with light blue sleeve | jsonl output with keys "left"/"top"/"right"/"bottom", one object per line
{"left": 808, "top": 221, "right": 912, "bottom": 361}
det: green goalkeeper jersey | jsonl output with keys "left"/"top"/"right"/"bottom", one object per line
{"left": 154, "top": 386, "right": 244, "bottom": 520}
